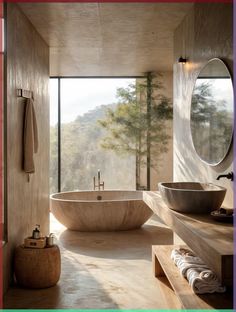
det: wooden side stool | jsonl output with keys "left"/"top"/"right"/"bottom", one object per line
{"left": 14, "top": 244, "right": 61, "bottom": 288}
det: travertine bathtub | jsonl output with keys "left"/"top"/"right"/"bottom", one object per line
{"left": 50, "top": 190, "right": 153, "bottom": 231}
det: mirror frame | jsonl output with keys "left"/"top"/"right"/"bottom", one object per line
{"left": 190, "top": 58, "right": 234, "bottom": 167}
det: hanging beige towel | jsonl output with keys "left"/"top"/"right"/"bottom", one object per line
{"left": 23, "top": 98, "right": 38, "bottom": 175}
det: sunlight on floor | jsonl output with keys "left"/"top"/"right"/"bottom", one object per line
{"left": 50, "top": 212, "right": 66, "bottom": 236}
{"left": 4, "top": 214, "right": 181, "bottom": 309}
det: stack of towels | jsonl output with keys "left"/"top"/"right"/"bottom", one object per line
{"left": 171, "top": 248, "right": 226, "bottom": 294}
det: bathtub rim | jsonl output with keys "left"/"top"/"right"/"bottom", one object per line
{"left": 50, "top": 189, "right": 145, "bottom": 203}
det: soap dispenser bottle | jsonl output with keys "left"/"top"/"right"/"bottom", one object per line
{"left": 32, "top": 224, "right": 40, "bottom": 239}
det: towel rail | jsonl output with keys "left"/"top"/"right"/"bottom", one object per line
{"left": 17, "top": 89, "right": 33, "bottom": 99}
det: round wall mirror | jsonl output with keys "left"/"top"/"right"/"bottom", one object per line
{"left": 190, "top": 58, "right": 234, "bottom": 166}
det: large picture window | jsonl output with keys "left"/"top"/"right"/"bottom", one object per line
{"left": 50, "top": 78, "right": 137, "bottom": 194}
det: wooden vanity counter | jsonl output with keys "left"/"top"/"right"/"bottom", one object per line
{"left": 143, "top": 191, "right": 233, "bottom": 286}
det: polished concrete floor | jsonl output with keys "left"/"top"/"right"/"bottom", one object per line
{"left": 4, "top": 214, "right": 181, "bottom": 309}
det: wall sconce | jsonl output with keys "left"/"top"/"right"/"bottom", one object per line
{"left": 178, "top": 57, "right": 187, "bottom": 64}
{"left": 1, "top": 18, "right": 4, "bottom": 53}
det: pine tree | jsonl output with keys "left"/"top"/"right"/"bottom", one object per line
{"left": 98, "top": 73, "right": 172, "bottom": 189}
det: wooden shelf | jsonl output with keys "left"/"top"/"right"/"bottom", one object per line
{"left": 144, "top": 191, "right": 233, "bottom": 286}
{"left": 152, "top": 245, "right": 233, "bottom": 309}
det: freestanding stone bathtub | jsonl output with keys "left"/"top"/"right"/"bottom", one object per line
{"left": 50, "top": 190, "right": 153, "bottom": 231}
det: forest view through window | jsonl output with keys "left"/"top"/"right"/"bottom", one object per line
{"left": 50, "top": 78, "right": 136, "bottom": 194}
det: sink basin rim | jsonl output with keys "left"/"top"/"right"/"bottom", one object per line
{"left": 158, "top": 182, "right": 226, "bottom": 192}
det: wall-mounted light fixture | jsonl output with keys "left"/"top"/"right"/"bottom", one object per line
{"left": 1, "top": 18, "right": 4, "bottom": 53}
{"left": 178, "top": 57, "right": 187, "bottom": 64}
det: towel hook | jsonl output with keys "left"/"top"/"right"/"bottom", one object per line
{"left": 17, "top": 89, "right": 33, "bottom": 99}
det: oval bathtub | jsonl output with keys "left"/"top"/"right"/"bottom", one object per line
{"left": 50, "top": 190, "right": 153, "bottom": 231}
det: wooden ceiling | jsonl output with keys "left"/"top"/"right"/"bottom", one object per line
{"left": 19, "top": 3, "right": 193, "bottom": 76}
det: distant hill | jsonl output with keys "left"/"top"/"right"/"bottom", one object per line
{"left": 50, "top": 103, "right": 135, "bottom": 193}
{"left": 74, "top": 103, "right": 117, "bottom": 124}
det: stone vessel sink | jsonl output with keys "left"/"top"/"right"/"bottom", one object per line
{"left": 158, "top": 182, "right": 226, "bottom": 214}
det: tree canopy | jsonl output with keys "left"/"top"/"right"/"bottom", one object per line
{"left": 98, "top": 75, "right": 173, "bottom": 171}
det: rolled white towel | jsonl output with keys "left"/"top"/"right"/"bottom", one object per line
{"left": 178, "top": 255, "right": 208, "bottom": 276}
{"left": 171, "top": 249, "right": 183, "bottom": 265}
{"left": 179, "top": 262, "right": 208, "bottom": 277}
{"left": 171, "top": 248, "right": 194, "bottom": 259}
{"left": 187, "top": 268, "right": 226, "bottom": 294}
{"left": 181, "top": 255, "right": 205, "bottom": 264}
{"left": 171, "top": 248, "right": 208, "bottom": 276}
{"left": 176, "top": 255, "right": 206, "bottom": 268}
{"left": 171, "top": 248, "right": 181, "bottom": 259}
{"left": 199, "top": 270, "right": 219, "bottom": 283}
{"left": 171, "top": 248, "right": 195, "bottom": 266}
{"left": 186, "top": 267, "right": 203, "bottom": 283}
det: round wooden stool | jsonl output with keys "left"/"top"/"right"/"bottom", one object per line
{"left": 14, "top": 244, "right": 61, "bottom": 288}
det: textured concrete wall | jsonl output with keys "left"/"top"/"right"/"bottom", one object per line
{"left": 173, "top": 3, "right": 233, "bottom": 207}
{"left": 3, "top": 3, "right": 49, "bottom": 292}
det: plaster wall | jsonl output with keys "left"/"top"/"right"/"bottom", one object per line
{"left": 173, "top": 3, "right": 233, "bottom": 208}
{"left": 3, "top": 3, "right": 50, "bottom": 292}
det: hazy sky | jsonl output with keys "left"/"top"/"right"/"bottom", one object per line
{"left": 50, "top": 78, "right": 135, "bottom": 125}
